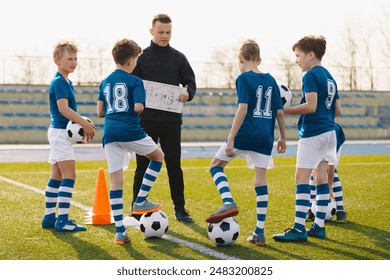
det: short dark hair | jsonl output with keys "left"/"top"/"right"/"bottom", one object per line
{"left": 152, "top": 13, "right": 172, "bottom": 26}
{"left": 292, "top": 35, "right": 326, "bottom": 60}
{"left": 112, "top": 39, "right": 142, "bottom": 65}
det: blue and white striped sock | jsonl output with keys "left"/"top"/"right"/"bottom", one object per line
{"left": 293, "top": 184, "right": 310, "bottom": 232}
{"left": 210, "top": 166, "right": 233, "bottom": 204}
{"left": 314, "top": 183, "right": 330, "bottom": 229}
{"left": 254, "top": 185, "right": 268, "bottom": 235}
{"left": 110, "top": 189, "right": 125, "bottom": 234}
{"left": 44, "top": 179, "right": 61, "bottom": 216}
{"left": 57, "top": 178, "right": 75, "bottom": 221}
{"left": 332, "top": 169, "right": 345, "bottom": 211}
{"left": 135, "top": 160, "right": 162, "bottom": 204}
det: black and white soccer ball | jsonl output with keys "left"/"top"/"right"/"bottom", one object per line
{"left": 278, "top": 83, "right": 293, "bottom": 108}
{"left": 66, "top": 116, "right": 93, "bottom": 144}
{"left": 207, "top": 217, "right": 240, "bottom": 246}
{"left": 311, "top": 199, "right": 337, "bottom": 221}
{"left": 139, "top": 211, "right": 169, "bottom": 238}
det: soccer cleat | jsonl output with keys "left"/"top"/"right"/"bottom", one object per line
{"left": 306, "top": 209, "right": 315, "bottom": 221}
{"left": 206, "top": 202, "right": 239, "bottom": 223}
{"left": 247, "top": 233, "right": 266, "bottom": 246}
{"left": 306, "top": 225, "right": 326, "bottom": 239}
{"left": 115, "top": 232, "right": 130, "bottom": 245}
{"left": 54, "top": 218, "right": 87, "bottom": 232}
{"left": 175, "top": 209, "right": 193, "bottom": 222}
{"left": 42, "top": 214, "right": 57, "bottom": 229}
{"left": 273, "top": 228, "right": 307, "bottom": 242}
{"left": 132, "top": 200, "right": 162, "bottom": 215}
{"left": 336, "top": 211, "right": 348, "bottom": 223}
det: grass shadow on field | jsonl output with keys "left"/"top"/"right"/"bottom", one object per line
{"left": 266, "top": 220, "right": 390, "bottom": 260}
{"left": 329, "top": 221, "right": 390, "bottom": 259}
{"left": 296, "top": 236, "right": 388, "bottom": 260}
{"left": 52, "top": 231, "right": 115, "bottom": 260}
{"left": 162, "top": 221, "right": 279, "bottom": 260}
{"left": 90, "top": 224, "right": 151, "bottom": 260}
{"left": 101, "top": 224, "right": 167, "bottom": 260}
{"left": 155, "top": 221, "right": 228, "bottom": 259}
{"left": 51, "top": 225, "right": 148, "bottom": 260}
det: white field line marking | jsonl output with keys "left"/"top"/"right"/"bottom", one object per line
{"left": 0, "top": 174, "right": 239, "bottom": 260}
{"left": 163, "top": 235, "right": 239, "bottom": 260}
{"left": 0, "top": 175, "right": 90, "bottom": 211}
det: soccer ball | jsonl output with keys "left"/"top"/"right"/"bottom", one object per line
{"left": 278, "top": 83, "right": 293, "bottom": 108}
{"left": 66, "top": 116, "right": 93, "bottom": 144}
{"left": 207, "top": 217, "right": 240, "bottom": 246}
{"left": 139, "top": 211, "right": 169, "bottom": 238}
{"left": 311, "top": 199, "right": 337, "bottom": 221}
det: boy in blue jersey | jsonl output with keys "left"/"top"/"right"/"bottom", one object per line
{"left": 307, "top": 122, "right": 347, "bottom": 222}
{"left": 205, "top": 39, "right": 287, "bottom": 246}
{"left": 273, "top": 35, "right": 342, "bottom": 242}
{"left": 42, "top": 40, "right": 96, "bottom": 232}
{"left": 97, "top": 39, "right": 164, "bottom": 244}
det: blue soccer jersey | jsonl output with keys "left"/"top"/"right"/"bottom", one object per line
{"left": 98, "top": 69, "right": 147, "bottom": 145}
{"left": 49, "top": 72, "right": 77, "bottom": 129}
{"left": 234, "top": 71, "right": 283, "bottom": 155}
{"left": 297, "top": 66, "right": 339, "bottom": 138}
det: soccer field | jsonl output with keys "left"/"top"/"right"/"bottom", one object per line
{"left": 0, "top": 154, "right": 389, "bottom": 261}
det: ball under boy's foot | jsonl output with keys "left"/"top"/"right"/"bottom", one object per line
{"left": 115, "top": 232, "right": 130, "bottom": 245}
{"left": 306, "top": 225, "right": 326, "bottom": 239}
{"left": 336, "top": 210, "right": 348, "bottom": 223}
{"left": 42, "top": 214, "right": 57, "bottom": 229}
{"left": 247, "top": 233, "right": 266, "bottom": 246}
{"left": 132, "top": 200, "right": 162, "bottom": 215}
{"left": 273, "top": 228, "right": 307, "bottom": 242}
{"left": 54, "top": 218, "right": 86, "bottom": 232}
{"left": 206, "top": 202, "right": 239, "bottom": 223}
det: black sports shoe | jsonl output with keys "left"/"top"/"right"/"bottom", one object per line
{"left": 336, "top": 210, "right": 347, "bottom": 223}
{"left": 175, "top": 209, "right": 193, "bottom": 222}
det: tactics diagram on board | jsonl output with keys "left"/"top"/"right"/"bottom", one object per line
{"left": 143, "top": 80, "right": 186, "bottom": 113}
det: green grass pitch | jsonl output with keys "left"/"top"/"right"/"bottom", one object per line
{"left": 0, "top": 154, "right": 389, "bottom": 260}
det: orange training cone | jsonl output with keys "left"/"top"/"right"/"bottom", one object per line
{"left": 85, "top": 168, "right": 113, "bottom": 225}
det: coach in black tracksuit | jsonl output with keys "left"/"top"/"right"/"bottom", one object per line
{"left": 131, "top": 14, "right": 196, "bottom": 222}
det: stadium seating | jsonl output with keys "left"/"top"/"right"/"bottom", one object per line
{"left": 0, "top": 86, "right": 389, "bottom": 144}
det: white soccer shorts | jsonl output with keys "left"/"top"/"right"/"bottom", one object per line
{"left": 104, "top": 136, "right": 158, "bottom": 173}
{"left": 297, "top": 130, "right": 337, "bottom": 169}
{"left": 329, "top": 146, "right": 343, "bottom": 167}
{"left": 47, "top": 128, "right": 75, "bottom": 165}
{"left": 214, "top": 142, "right": 274, "bottom": 169}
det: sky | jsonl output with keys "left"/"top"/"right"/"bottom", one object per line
{"left": 2, "top": 0, "right": 388, "bottom": 65}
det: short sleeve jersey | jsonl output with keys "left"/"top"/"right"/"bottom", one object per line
{"left": 49, "top": 72, "right": 77, "bottom": 129}
{"left": 234, "top": 71, "right": 283, "bottom": 155}
{"left": 298, "top": 66, "right": 339, "bottom": 138}
{"left": 98, "top": 69, "right": 147, "bottom": 145}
